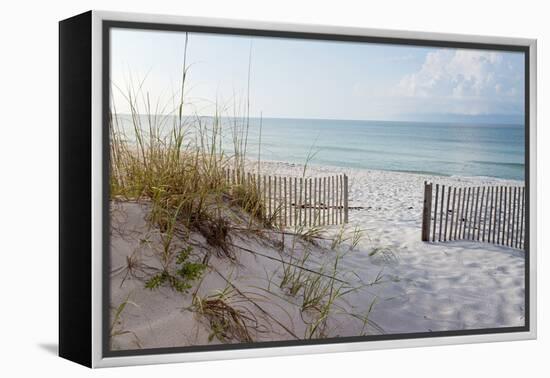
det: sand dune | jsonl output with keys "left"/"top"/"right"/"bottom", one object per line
{"left": 109, "top": 162, "right": 525, "bottom": 350}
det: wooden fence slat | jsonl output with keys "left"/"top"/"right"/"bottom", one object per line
{"left": 487, "top": 187, "right": 493, "bottom": 243}
{"left": 494, "top": 186, "right": 500, "bottom": 244}
{"left": 497, "top": 186, "right": 503, "bottom": 244}
{"left": 449, "top": 187, "right": 456, "bottom": 241}
{"left": 516, "top": 187, "right": 521, "bottom": 249}
{"left": 305, "top": 177, "right": 308, "bottom": 226}
{"left": 465, "top": 187, "right": 472, "bottom": 239}
{"left": 503, "top": 186, "right": 508, "bottom": 246}
{"left": 493, "top": 186, "right": 498, "bottom": 243}
{"left": 514, "top": 187, "right": 519, "bottom": 249}
{"left": 288, "top": 177, "right": 293, "bottom": 226}
{"left": 512, "top": 186, "right": 517, "bottom": 247}
{"left": 509, "top": 187, "right": 513, "bottom": 247}
{"left": 510, "top": 187, "right": 514, "bottom": 246}
{"left": 327, "top": 176, "right": 331, "bottom": 226}
{"left": 421, "top": 182, "right": 432, "bottom": 242}
{"left": 438, "top": 185, "right": 445, "bottom": 241}
{"left": 490, "top": 187, "right": 492, "bottom": 241}
{"left": 337, "top": 175, "right": 344, "bottom": 224}
{"left": 344, "top": 175, "right": 349, "bottom": 223}
{"left": 479, "top": 187, "right": 486, "bottom": 241}
{"left": 430, "top": 184, "right": 439, "bottom": 241}
{"left": 313, "top": 178, "right": 318, "bottom": 226}
{"left": 331, "top": 176, "right": 335, "bottom": 224}
{"left": 276, "top": 176, "right": 280, "bottom": 226}
{"left": 334, "top": 176, "right": 338, "bottom": 225}
{"left": 300, "top": 177, "right": 304, "bottom": 226}
{"left": 339, "top": 175, "right": 343, "bottom": 224}
{"left": 508, "top": 187, "right": 513, "bottom": 246}
{"left": 516, "top": 186, "right": 520, "bottom": 248}
{"left": 444, "top": 186, "right": 451, "bottom": 241}
{"left": 433, "top": 184, "right": 439, "bottom": 242}
{"left": 472, "top": 187, "right": 480, "bottom": 240}
{"left": 472, "top": 187, "right": 478, "bottom": 239}
{"left": 323, "top": 177, "right": 327, "bottom": 226}
{"left": 520, "top": 187, "right": 525, "bottom": 249}
{"left": 307, "top": 178, "right": 311, "bottom": 226}
{"left": 283, "top": 177, "right": 287, "bottom": 226}
{"left": 331, "top": 176, "right": 334, "bottom": 225}
{"left": 459, "top": 187, "right": 466, "bottom": 239}
{"left": 332, "top": 176, "right": 336, "bottom": 225}
{"left": 454, "top": 188, "right": 462, "bottom": 240}
{"left": 449, "top": 188, "right": 460, "bottom": 240}
{"left": 336, "top": 175, "right": 339, "bottom": 224}
{"left": 502, "top": 186, "right": 507, "bottom": 245}
{"left": 262, "top": 175, "right": 269, "bottom": 220}
{"left": 327, "top": 176, "right": 330, "bottom": 226}
{"left": 462, "top": 187, "right": 470, "bottom": 239}
{"left": 294, "top": 177, "right": 300, "bottom": 226}
{"left": 510, "top": 187, "right": 515, "bottom": 247}
{"left": 267, "top": 176, "right": 273, "bottom": 219}
{"left": 497, "top": 186, "right": 506, "bottom": 244}
{"left": 328, "top": 176, "right": 334, "bottom": 224}
{"left": 508, "top": 186, "right": 513, "bottom": 246}
{"left": 316, "top": 178, "right": 322, "bottom": 226}
{"left": 494, "top": 186, "right": 499, "bottom": 244}
{"left": 506, "top": 186, "right": 511, "bottom": 245}
{"left": 273, "top": 176, "right": 277, "bottom": 224}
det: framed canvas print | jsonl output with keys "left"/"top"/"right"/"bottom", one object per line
{"left": 59, "top": 10, "right": 537, "bottom": 368}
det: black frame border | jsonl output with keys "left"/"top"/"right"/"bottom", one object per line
{"left": 59, "top": 11, "right": 93, "bottom": 367}
{"left": 101, "top": 19, "right": 531, "bottom": 359}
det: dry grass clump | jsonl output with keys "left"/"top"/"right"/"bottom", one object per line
{"left": 231, "top": 183, "right": 267, "bottom": 223}
{"left": 192, "top": 285, "right": 257, "bottom": 343}
{"left": 110, "top": 73, "right": 263, "bottom": 268}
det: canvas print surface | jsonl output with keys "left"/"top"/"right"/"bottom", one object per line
{"left": 107, "top": 26, "right": 527, "bottom": 353}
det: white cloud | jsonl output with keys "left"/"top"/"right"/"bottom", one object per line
{"left": 394, "top": 49, "right": 524, "bottom": 116}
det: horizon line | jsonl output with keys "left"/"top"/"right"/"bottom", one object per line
{"left": 112, "top": 112, "right": 525, "bottom": 126}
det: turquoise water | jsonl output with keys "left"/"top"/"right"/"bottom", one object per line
{"left": 114, "top": 115, "right": 525, "bottom": 181}
{"left": 241, "top": 117, "right": 525, "bottom": 181}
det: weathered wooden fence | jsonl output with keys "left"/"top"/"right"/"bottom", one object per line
{"left": 224, "top": 168, "right": 349, "bottom": 227}
{"left": 422, "top": 182, "right": 526, "bottom": 250}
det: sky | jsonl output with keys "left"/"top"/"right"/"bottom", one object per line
{"left": 110, "top": 28, "right": 525, "bottom": 123}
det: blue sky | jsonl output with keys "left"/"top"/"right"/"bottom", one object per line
{"left": 110, "top": 28, "right": 525, "bottom": 123}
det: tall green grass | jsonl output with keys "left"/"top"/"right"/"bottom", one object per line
{"left": 110, "top": 33, "right": 263, "bottom": 264}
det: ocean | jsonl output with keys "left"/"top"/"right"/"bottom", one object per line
{"left": 240, "top": 117, "right": 525, "bottom": 181}
{"left": 114, "top": 115, "right": 526, "bottom": 181}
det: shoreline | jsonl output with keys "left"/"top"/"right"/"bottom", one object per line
{"left": 246, "top": 158, "right": 525, "bottom": 185}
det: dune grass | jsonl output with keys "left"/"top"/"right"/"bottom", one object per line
{"left": 109, "top": 34, "right": 382, "bottom": 344}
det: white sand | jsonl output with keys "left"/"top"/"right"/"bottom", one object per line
{"left": 110, "top": 162, "right": 525, "bottom": 350}
{"left": 255, "top": 160, "right": 525, "bottom": 332}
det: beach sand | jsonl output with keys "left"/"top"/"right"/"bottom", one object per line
{"left": 109, "top": 161, "right": 525, "bottom": 350}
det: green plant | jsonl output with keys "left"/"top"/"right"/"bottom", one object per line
{"left": 109, "top": 33, "right": 263, "bottom": 265}
{"left": 350, "top": 225, "right": 366, "bottom": 250}
{"left": 279, "top": 245, "right": 313, "bottom": 297}
{"left": 110, "top": 294, "right": 141, "bottom": 349}
{"left": 144, "top": 246, "right": 206, "bottom": 293}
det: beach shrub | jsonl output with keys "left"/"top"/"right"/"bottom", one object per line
{"left": 144, "top": 246, "right": 206, "bottom": 293}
